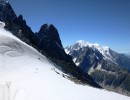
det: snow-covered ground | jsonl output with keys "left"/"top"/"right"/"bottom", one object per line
{"left": 0, "top": 22, "right": 129, "bottom": 100}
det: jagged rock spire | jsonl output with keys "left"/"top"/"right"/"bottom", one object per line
{"left": 0, "top": 0, "right": 17, "bottom": 23}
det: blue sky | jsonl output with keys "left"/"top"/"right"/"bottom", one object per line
{"left": 9, "top": 0, "right": 130, "bottom": 53}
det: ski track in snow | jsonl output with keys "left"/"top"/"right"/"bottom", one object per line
{"left": 0, "top": 21, "right": 130, "bottom": 100}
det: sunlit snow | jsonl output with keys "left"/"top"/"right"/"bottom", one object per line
{"left": 0, "top": 22, "right": 129, "bottom": 100}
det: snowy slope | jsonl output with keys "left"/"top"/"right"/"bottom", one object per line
{"left": 0, "top": 22, "right": 129, "bottom": 100}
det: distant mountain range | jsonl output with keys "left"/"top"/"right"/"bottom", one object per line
{"left": 65, "top": 40, "right": 130, "bottom": 96}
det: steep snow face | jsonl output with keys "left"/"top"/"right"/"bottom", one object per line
{"left": 0, "top": 22, "right": 129, "bottom": 100}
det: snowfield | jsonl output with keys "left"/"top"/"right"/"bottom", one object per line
{"left": 0, "top": 21, "right": 130, "bottom": 100}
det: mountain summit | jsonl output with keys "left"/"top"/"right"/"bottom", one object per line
{"left": 65, "top": 40, "right": 130, "bottom": 96}
{"left": 66, "top": 40, "right": 110, "bottom": 59}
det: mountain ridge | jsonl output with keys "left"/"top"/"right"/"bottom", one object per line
{"left": 65, "top": 40, "right": 130, "bottom": 96}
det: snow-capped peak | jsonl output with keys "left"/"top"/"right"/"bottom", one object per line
{"left": 65, "top": 40, "right": 112, "bottom": 61}
{"left": 76, "top": 40, "right": 92, "bottom": 48}
{"left": 77, "top": 40, "right": 111, "bottom": 58}
{"left": 76, "top": 40, "right": 109, "bottom": 52}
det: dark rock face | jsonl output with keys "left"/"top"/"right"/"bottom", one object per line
{"left": 35, "top": 24, "right": 66, "bottom": 61}
{"left": 0, "top": 1, "right": 101, "bottom": 88}
{"left": 12, "top": 15, "right": 36, "bottom": 46}
{"left": 0, "top": 1, "right": 35, "bottom": 46}
{"left": 109, "top": 49, "right": 130, "bottom": 71}
{"left": 76, "top": 46, "right": 103, "bottom": 72}
{"left": 65, "top": 41, "right": 130, "bottom": 96}
{"left": 0, "top": 0, "right": 16, "bottom": 24}
{"left": 34, "top": 24, "right": 101, "bottom": 88}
